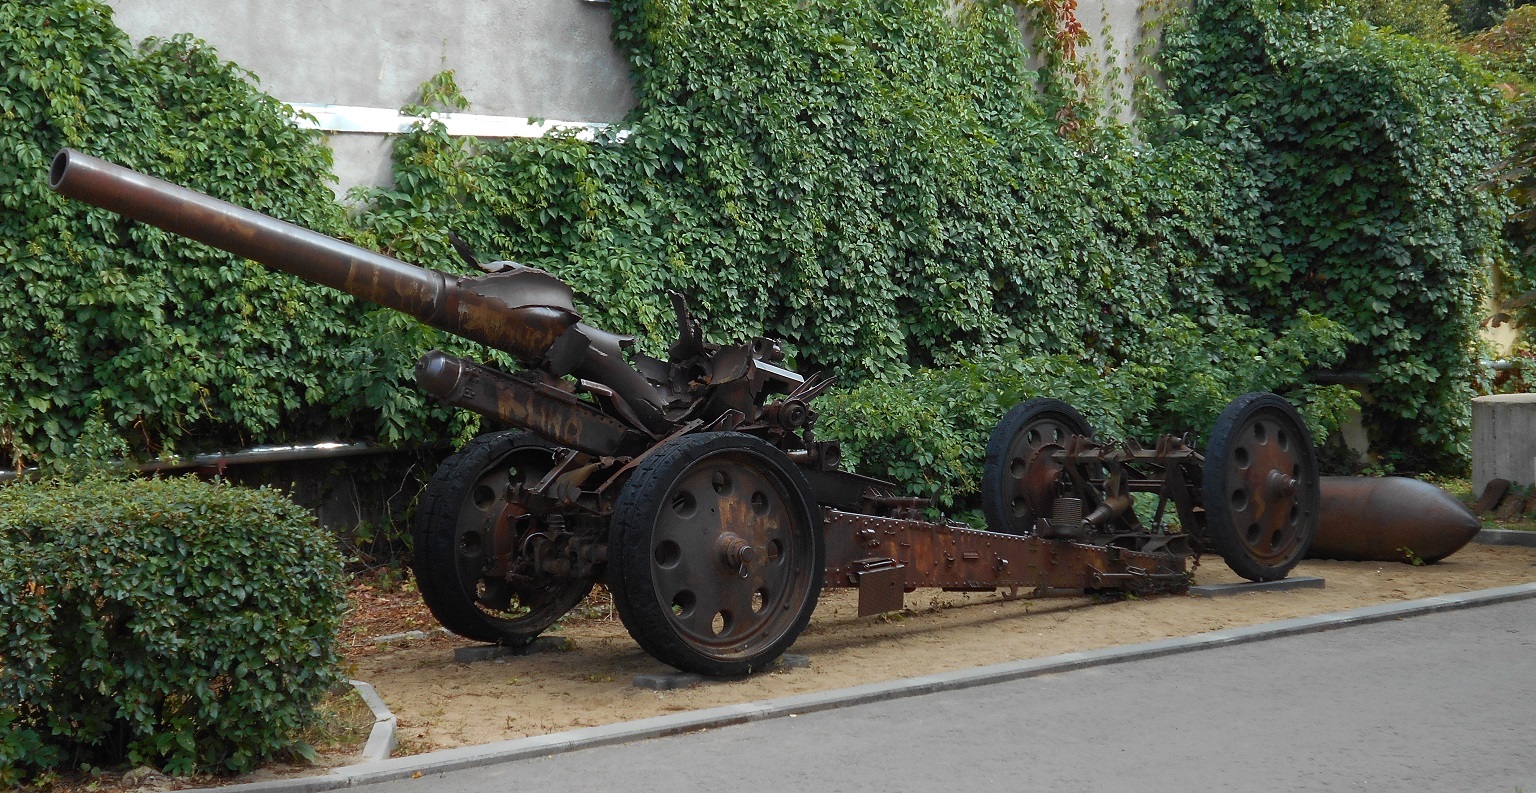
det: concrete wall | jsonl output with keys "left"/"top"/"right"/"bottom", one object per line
{"left": 106, "top": 0, "right": 636, "bottom": 191}
{"left": 1473, "top": 394, "right": 1536, "bottom": 492}
{"left": 1078, "top": 0, "right": 1146, "bottom": 121}
{"left": 105, "top": 0, "right": 1147, "bottom": 190}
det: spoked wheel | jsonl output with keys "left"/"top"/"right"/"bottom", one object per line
{"left": 982, "top": 398, "right": 1095, "bottom": 535}
{"left": 1201, "top": 393, "right": 1320, "bottom": 581}
{"left": 608, "top": 432, "right": 823, "bottom": 676}
{"left": 413, "top": 430, "right": 594, "bottom": 646}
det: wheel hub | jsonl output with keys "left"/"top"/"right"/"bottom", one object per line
{"left": 1266, "top": 470, "right": 1297, "bottom": 500}
{"left": 1019, "top": 443, "right": 1068, "bottom": 521}
{"left": 717, "top": 532, "right": 757, "bottom": 572}
{"left": 982, "top": 399, "right": 1096, "bottom": 537}
{"left": 414, "top": 432, "right": 594, "bottom": 647}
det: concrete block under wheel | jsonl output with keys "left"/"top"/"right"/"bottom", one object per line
{"left": 632, "top": 672, "right": 704, "bottom": 691}
{"left": 633, "top": 653, "right": 811, "bottom": 689}
{"left": 1190, "top": 576, "right": 1325, "bottom": 598}
{"left": 777, "top": 653, "right": 811, "bottom": 669}
{"left": 1475, "top": 528, "right": 1536, "bottom": 548}
{"left": 454, "top": 636, "right": 569, "bottom": 663}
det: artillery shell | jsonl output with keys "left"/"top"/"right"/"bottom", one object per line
{"left": 1308, "top": 476, "right": 1481, "bottom": 564}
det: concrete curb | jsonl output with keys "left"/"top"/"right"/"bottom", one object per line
{"left": 214, "top": 581, "right": 1536, "bottom": 792}
{"left": 347, "top": 681, "right": 397, "bottom": 763}
{"left": 1474, "top": 528, "right": 1536, "bottom": 548}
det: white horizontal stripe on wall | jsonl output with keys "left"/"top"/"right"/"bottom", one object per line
{"left": 285, "top": 103, "right": 618, "bottom": 141}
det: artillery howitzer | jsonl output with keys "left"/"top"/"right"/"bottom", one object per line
{"left": 49, "top": 149, "right": 1322, "bottom": 676}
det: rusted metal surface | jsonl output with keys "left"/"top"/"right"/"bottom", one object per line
{"left": 628, "top": 443, "right": 822, "bottom": 664}
{"left": 1054, "top": 435, "right": 1199, "bottom": 538}
{"left": 439, "top": 437, "right": 596, "bottom": 642}
{"left": 979, "top": 395, "right": 1323, "bottom": 584}
{"left": 823, "top": 510, "right": 1189, "bottom": 598}
{"left": 983, "top": 400, "right": 1093, "bottom": 537}
{"left": 414, "top": 351, "right": 645, "bottom": 457}
{"left": 855, "top": 564, "right": 907, "bottom": 617}
{"left": 1309, "top": 476, "right": 1481, "bottom": 564}
{"left": 47, "top": 149, "right": 680, "bottom": 432}
{"left": 983, "top": 400, "right": 1211, "bottom": 553}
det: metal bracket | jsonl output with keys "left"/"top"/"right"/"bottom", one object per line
{"left": 852, "top": 560, "right": 906, "bottom": 617}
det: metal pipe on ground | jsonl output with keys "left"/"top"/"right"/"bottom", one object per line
{"left": 0, "top": 441, "right": 399, "bottom": 483}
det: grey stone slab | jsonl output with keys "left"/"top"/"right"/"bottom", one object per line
{"left": 368, "top": 628, "right": 446, "bottom": 645}
{"left": 452, "top": 636, "right": 569, "bottom": 663}
{"left": 778, "top": 653, "right": 811, "bottom": 670}
{"left": 632, "top": 672, "right": 704, "bottom": 691}
{"left": 629, "top": 654, "right": 811, "bottom": 691}
{"left": 1189, "top": 575, "right": 1324, "bottom": 597}
{"left": 632, "top": 654, "right": 809, "bottom": 690}
{"left": 1474, "top": 528, "right": 1536, "bottom": 547}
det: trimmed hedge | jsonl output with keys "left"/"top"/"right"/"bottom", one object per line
{"left": 0, "top": 474, "right": 346, "bottom": 781}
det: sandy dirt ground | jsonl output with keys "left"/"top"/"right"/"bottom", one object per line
{"left": 342, "top": 544, "right": 1536, "bottom": 756}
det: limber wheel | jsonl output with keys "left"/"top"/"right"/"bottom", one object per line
{"left": 413, "top": 430, "right": 594, "bottom": 646}
{"left": 982, "top": 398, "right": 1095, "bottom": 536}
{"left": 608, "top": 432, "right": 824, "bottom": 676}
{"left": 1201, "top": 393, "right": 1321, "bottom": 582}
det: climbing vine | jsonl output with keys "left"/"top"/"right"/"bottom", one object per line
{"left": 360, "top": 0, "right": 1493, "bottom": 469}
{"left": 363, "top": 1, "right": 1265, "bottom": 384}
{"left": 0, "top": 0, "right": 1504, "bottom": 477}
{"left": 1161, "top": 0, "right": 1504, "bottom": 468}
{"left": 0, "top": 1, "right": 473, "bottom": 467}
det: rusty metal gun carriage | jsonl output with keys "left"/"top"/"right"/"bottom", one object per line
{"left": 49, "top": 149, "right": 1322, "bottom": 676}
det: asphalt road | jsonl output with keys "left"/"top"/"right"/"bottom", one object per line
{"left": 371, "top": 599, "right": 1536, "bottom": 793}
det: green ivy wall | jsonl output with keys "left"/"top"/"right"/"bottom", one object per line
{"left": 0, "top": 0, "right": 1504, "bottom": 493}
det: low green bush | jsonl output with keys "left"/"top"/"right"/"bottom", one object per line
{"left": 0, "top": 474, "right": 346, "bottom": 781}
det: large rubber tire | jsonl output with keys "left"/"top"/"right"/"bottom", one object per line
{"left": 608, "top": 432, "right": 824, "bottom": 676}
{"left": 982, "top": 398, "right": 1094, "bottom": 536}
{"left": 1201, "top": 393, "right": 1321, "bottom": 582}
{"left": 412, "top": 430, "right": 594, "bottom": 646}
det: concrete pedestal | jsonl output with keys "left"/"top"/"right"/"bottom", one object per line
{"left": 1472, "top": 394, "right": 1536, "bottom": 493}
